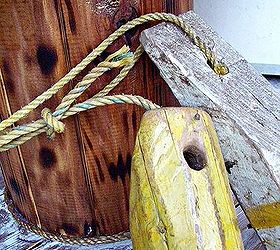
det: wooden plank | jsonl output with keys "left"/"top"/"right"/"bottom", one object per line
{"left": 130, "top": 107, "right": 243, "bottom": 249}
{"left": 0, "top": 0, "right": 193, "bottom": 238}
{"left": 0, "top": 57, "right": 40, "bottom": 225}
{"left": 0, "top": 0, "right": 93, "bottom": 235}
{"left": 56, "top": 0, "right": 192, "bottom": 235}
{"left": 0, "top": 183, "right": 132, "bottom": 250}
{"left": 140, "top": 11, "right": 279, "bottom": 248}
{"left": 236, "top": 206, "right": 266, "bottom": 250}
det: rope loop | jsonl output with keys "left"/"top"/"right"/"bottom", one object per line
{"left": 41, "top": 108, "right": 65, "bottom": 139}
{"left": 0, "top": 12, "right": 228, "bottom": 135}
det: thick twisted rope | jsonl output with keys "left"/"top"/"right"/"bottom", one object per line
{"left": 0, "top": 45, "right": 144, "bottom": 150}
{"left": 0, "top": 95, "right": 159, "bottom": 151}
{"left": 41, "top": 108, "right": 65, "bottom": 138}
{"left": 0, "top": 12, "right": 227, "bottom": 133}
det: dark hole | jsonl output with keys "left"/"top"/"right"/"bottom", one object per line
{"left": 39, "top": 147, "right": 56, "bottom": 168}
{"left": 247, "top": 223, "right": 253, "bottom": 229}
{"left": 225, "top": 160, "right": 237, "bottom": 174}
{"left": 61, "top": 223, "right": 79, "bottom": 235}
{"left": 183, "top": 146, "right": 206, "bottom": 171}
{"left": 10, "top": 178, "right": 22, "bottom": 197}
{"left": 36, "top": 45, "right": 57, "bottom": 75}
{"left": 84, "top": 221, "right": 94, "bottom": 236}
{"left": 116, "top": 18, "right": 127, "bottom": 28}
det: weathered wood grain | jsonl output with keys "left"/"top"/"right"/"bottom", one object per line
{"left": 140, "top": 11, "right": 279, "bottom": 248}
{"left": 0, "top": 0, "right": 192, "bottom": 238}
{"left": 0, "top": 2, "right": 266, "bottom": 249}
{"left": 0, "top": 0, "right": 94, "bottom": 236}
{"left": 53, "top": 0, "right": 191, "bottom": 235}
{"left": 130, "top": 108, "right": 243, "bottom": 249}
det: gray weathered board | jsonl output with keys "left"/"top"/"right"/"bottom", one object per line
{"left": 140, "top": 11, "right": 280, "bottom": 249}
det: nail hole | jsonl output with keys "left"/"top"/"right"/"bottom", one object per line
{"left": 247, "top": 223, "right": 253, "bottom": 229}
{"left": 225, "top": 160, "right": 237, "bottom": 174}
{"left": 183, "top": 146, "right": 206, "bottom": 171}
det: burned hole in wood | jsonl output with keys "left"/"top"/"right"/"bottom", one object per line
{"left": 84, "top": 221, "right": 97, "bottom": 237}
{"left": 61, "top": 223, "right": 79, "bottom": 235}
{"left": 36, "top": 45, "right": 57, "bottom": 75}
{"left": 183, "top": 146, "right": 206, "bottom": 171}
{"left": 107, "top": 152, "right": 131, "bottom": 182}
{"left": 115, "top": 6, "right": 139, "bottom": 46}
{"left": 117, "top": 153, "right": 126, "bottom": 183}
{"left": 39, "top": 147, "right": 57, "bottom": 168}
{"left": 108, "top": 163, "right": 118, "bottom": 182}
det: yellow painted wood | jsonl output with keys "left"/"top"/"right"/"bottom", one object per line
{"left": 246, "top": 202, "right": 280, "bottom": 229}
{"left": 129, "top": 107, "right": 243, "bottom": 250}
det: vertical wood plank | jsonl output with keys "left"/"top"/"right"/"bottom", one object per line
{"left": 0, "top": 0, "right": 192, "bottom": 237}
{"left": 0, "top": 0, "right": 93, "bottom": 236}
{"left": 0, "top": 47, "right": 40, "bottom": 225}
{"left": 58, "top": 0, "right": 191, "bottom": 234}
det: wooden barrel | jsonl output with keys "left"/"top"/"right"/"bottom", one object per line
{"left": 0, "top": 0, "right": 192, "bottom": 238}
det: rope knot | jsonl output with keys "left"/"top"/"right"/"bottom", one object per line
{"left": 41, "top": 108, "right": 65, "bottom": 139}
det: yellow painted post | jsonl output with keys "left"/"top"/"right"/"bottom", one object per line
{"left": 129, "top": 107, "right": 243, "bottom": 250}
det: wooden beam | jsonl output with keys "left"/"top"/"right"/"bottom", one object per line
{"left": 130, "top": 107, "right": 243, "bottom": 249}
{"left": 140, "top": 11, "right": 280, "bottom": 249}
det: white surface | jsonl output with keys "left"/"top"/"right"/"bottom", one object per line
{"left": 194, "top": 0, "right": 280, "bottom": 65}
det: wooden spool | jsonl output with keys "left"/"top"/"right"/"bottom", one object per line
{"left": 130, "top": 108, "right": 243, "bottom": 249}
{"left": 0, "top": 1, "right": 192, "bottom": 237}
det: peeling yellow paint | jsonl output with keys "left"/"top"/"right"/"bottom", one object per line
{"left": 130, "top": 108, "right": 243, "bottom": 250}
{"left": 247, "top": 202, "right": 280, "bottom": 229}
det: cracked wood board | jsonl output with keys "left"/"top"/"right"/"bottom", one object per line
{"left": 140, "top": 11, "right": 280, "bottom": 249}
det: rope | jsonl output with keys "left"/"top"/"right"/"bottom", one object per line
{"left": 0, "top": 12, "right": 228, "bottom": 135}
{"left": 0, "top": 95, "right": 159, "bottom": 151}
{"left": 0, "top": 12, "right": 229, "bottom": 245}
{"left": 4, "top": 191, "right": 130, "bottom": 246}
{"left": 41, "top": 108, "right": 65, "bottom": 139}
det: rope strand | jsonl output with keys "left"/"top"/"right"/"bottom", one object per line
{"left": 0, "top": 13, "right": 227, "bottom": 133}
{"left": 0, "top": 95, "right": 159, "bottom": 151}
{"left": 4, "top": 191, "right": 130, "bottom": 246}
